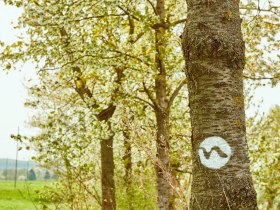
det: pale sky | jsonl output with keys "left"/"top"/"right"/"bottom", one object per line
{"left": 0, "top": 2, "right": 279, "bottom": 160}
{"left": 0, "top": 2, "right": 37, "bottom": 160}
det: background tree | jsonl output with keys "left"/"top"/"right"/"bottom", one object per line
{"left": 248, "top": 106, "right": 280, "bottom": 210}
{"left": 27, "top": 169, "right": 37, "bottom": 181}
{"left": 25, "top": 79, "right": 104, "bottom": 209}
{"left": 44, "top": 170, "right": 50, "bottom": 180}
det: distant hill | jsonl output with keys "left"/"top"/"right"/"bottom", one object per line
{"left": 0, "top": 159, "right": 35, "bottom": 170}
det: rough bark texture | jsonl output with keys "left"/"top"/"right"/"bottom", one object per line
{"left": 123, "top": 131, "right": 132, "bottom": 184}
{"left": 97, "top": 104, "right": 117, "bottom": 210}
{"left": 123, "top": 130, "right": 133, "bottom": 210}
{"left": 155, "top": 110, "right": 172, "bottom": 210}
{"left": 153, "top": 0, "right": 174, "bottom": 209}
{"left": 101, "top": 136, "right": 116, "bottom": 210}
{"left": 181, "top": 0, "right": 258, "bottom": 209}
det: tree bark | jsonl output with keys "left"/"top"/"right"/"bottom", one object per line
{"left": 150, "top": 0, "right": 182, "bottom": 208}
{"left": 152, "top": 0, "right": 174, "bottom": 209}
{"left": 155, "top": 110, "right": 173, "bottom": 210}
{"left": 123, "top": 131, "right": 132, "bottom": 185}
{"left": 101, "top": 135, "right": 116, "bottom": 210}
{"left": 123, "top": 130, "right": 133, "bottom": 210}
{"left": 96, "top": 104, "right": 117, "bottom": 210}
{"left": 182, "top": 0, "right": 258, "bottom": 209}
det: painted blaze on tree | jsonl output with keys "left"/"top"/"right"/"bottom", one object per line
{"left": 182, "top": 0, "right": 258, "bottom": 209}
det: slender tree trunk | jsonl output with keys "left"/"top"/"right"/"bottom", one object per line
{"left": 155, "top": 110, "right": 173, "bottom": 210}
{"left": 123, "top": 131, "right": 132, "bottom": 185}
{"left": 182, "top": 0, "right": 258, "bottom": 209}
{"left": 267, "top": 200, "right": 273, "bottom": 210}
{"left": 100, "top": 136, "right": 116, "bottom": 210}
{"left": 123, "top": 130, "right": 133, "bottom": 210}
{"left": 152, "top": 1, "right": 175, "bottom": 208}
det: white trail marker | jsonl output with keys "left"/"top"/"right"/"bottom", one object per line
{"left": 198, "top": 136, "right": 231, "bottom": 169}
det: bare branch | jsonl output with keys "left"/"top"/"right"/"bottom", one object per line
{"left": 240, "top": 6, "right": 280, "bottom": 11}
{"left": 28, "top": 13, "right": 127, "bottom": 27}
{"left": 174, "top": 168, "right": 192, "bottom": 174}
{"left": 243, "top": 75, "right": 276, "bottom": 80}
{"left": 146, "top": 0, "right": 157, "bottom": 15}
{"left": 112, "top": 50, "right": 152, "bottom": 67}
{"left": 168, "top": 78, "right": 187, "bottom": 110}
{"left": 117, "top": 5, "right": 140, "bottom": 21}
{"left": 170, "top": 18, "right": 187, "bottom": 27}
{"left": 143, "top": 82, "right": 159, "bottom": 109}
{"left": 96, "top": 104, "right": 116, "bottom": 121}
{"left": 69, "top": 13, "right": 127, "bottom": 23}
{"left": 130, "top": 32, "right": 145, "bottom": 44}
{"left": 134, "top": 96, "right": 155, "bottom": 109}
{"left": 240, "top": 5, "right": 280, "bottom": 16}
{"left": 39, "top": 54, "right": 121, "bottom": 72}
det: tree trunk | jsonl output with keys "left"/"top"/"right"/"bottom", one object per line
{"left": 101, "top": 136, "right": 116, "bottom": 210}
{"left": 267, "top": 200, "right": 273, "bottom": 210}
{"left": 155, "top": 110, "right": 173, "bottom": 210}
{"left": 123, "top": 131, "right": 132, "bottom": 186}
{"left": 59, "top": 28, "right": 119, "bottom": 210}
{"left": 152, "top": 1, "right": 175, "bottom": 209}
{"left": 123, "top": 130, "right": 133, "bottom": 209}
{"left": 182, "top": 0, "right": 258, "bottom": 209}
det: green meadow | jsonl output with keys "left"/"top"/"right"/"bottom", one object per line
{"left": 0, "top": 180, "right": 52, "bottom": 210}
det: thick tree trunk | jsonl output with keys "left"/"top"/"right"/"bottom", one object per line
{"left": 98, "top": 106, "right": 117, "bottom": 210}
{"left": 101, "top": 136, "right": 116, "bottom": 210}
{"left": 182, "top": 0, "right": 258, "bottom": 209}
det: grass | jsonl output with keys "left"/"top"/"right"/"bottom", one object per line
{"left": 0, "top": 180, "right": 52, "bottom": 210}
{"left": 0, "top": 178, "right": 157, "bottom": 209}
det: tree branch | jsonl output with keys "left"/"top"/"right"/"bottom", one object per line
{"left": 243, "top": 75, "right": 276, "bottom": 80}
{"left": 168, "top": 78, "right": 187, "bottom": 110}
{"left": 146, "top": 0, "right": 157, "bottom": 15}
{"left": 134, "top": 95, "right": 155, "bottom": 109}
{"left": 69, "top": 13, "right": 127, "bottom": 23}
{"left": 240, "top": 5, "right": 280, "bottom": 15}
{"left": 117, "top": 5, "right": 140, "bottom": 21}
{"left": 142, "top": 82, "right": 159, "bottom": 110}
{"left": 174, "top": 168, "right": 192, "bottom": 174}
{"left": 130, "top": 32, "right": 145, "bottom": 44}
{"left": 170, "top": 18, "right": 187, "bottom": 27}
{"left": 112, "top": 50, "right": 152, "bottom": 67}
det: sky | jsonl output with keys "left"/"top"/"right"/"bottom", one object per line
{"left": 0, "top": 3, "right": 37, "bottom": 160}
{"left": 0, "top": 2, "right": 279, "bottom": 160}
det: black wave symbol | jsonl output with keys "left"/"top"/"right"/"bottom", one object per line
{"left": 199, "top": 146, "right": 228, "bottom": 159}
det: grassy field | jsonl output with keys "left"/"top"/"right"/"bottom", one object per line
{"left": 0, "top": 180, "right": 52, "bottom": 210}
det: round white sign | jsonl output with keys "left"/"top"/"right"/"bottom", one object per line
{"left": 198, "top": 136, "right": 231, "bottom": 169}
